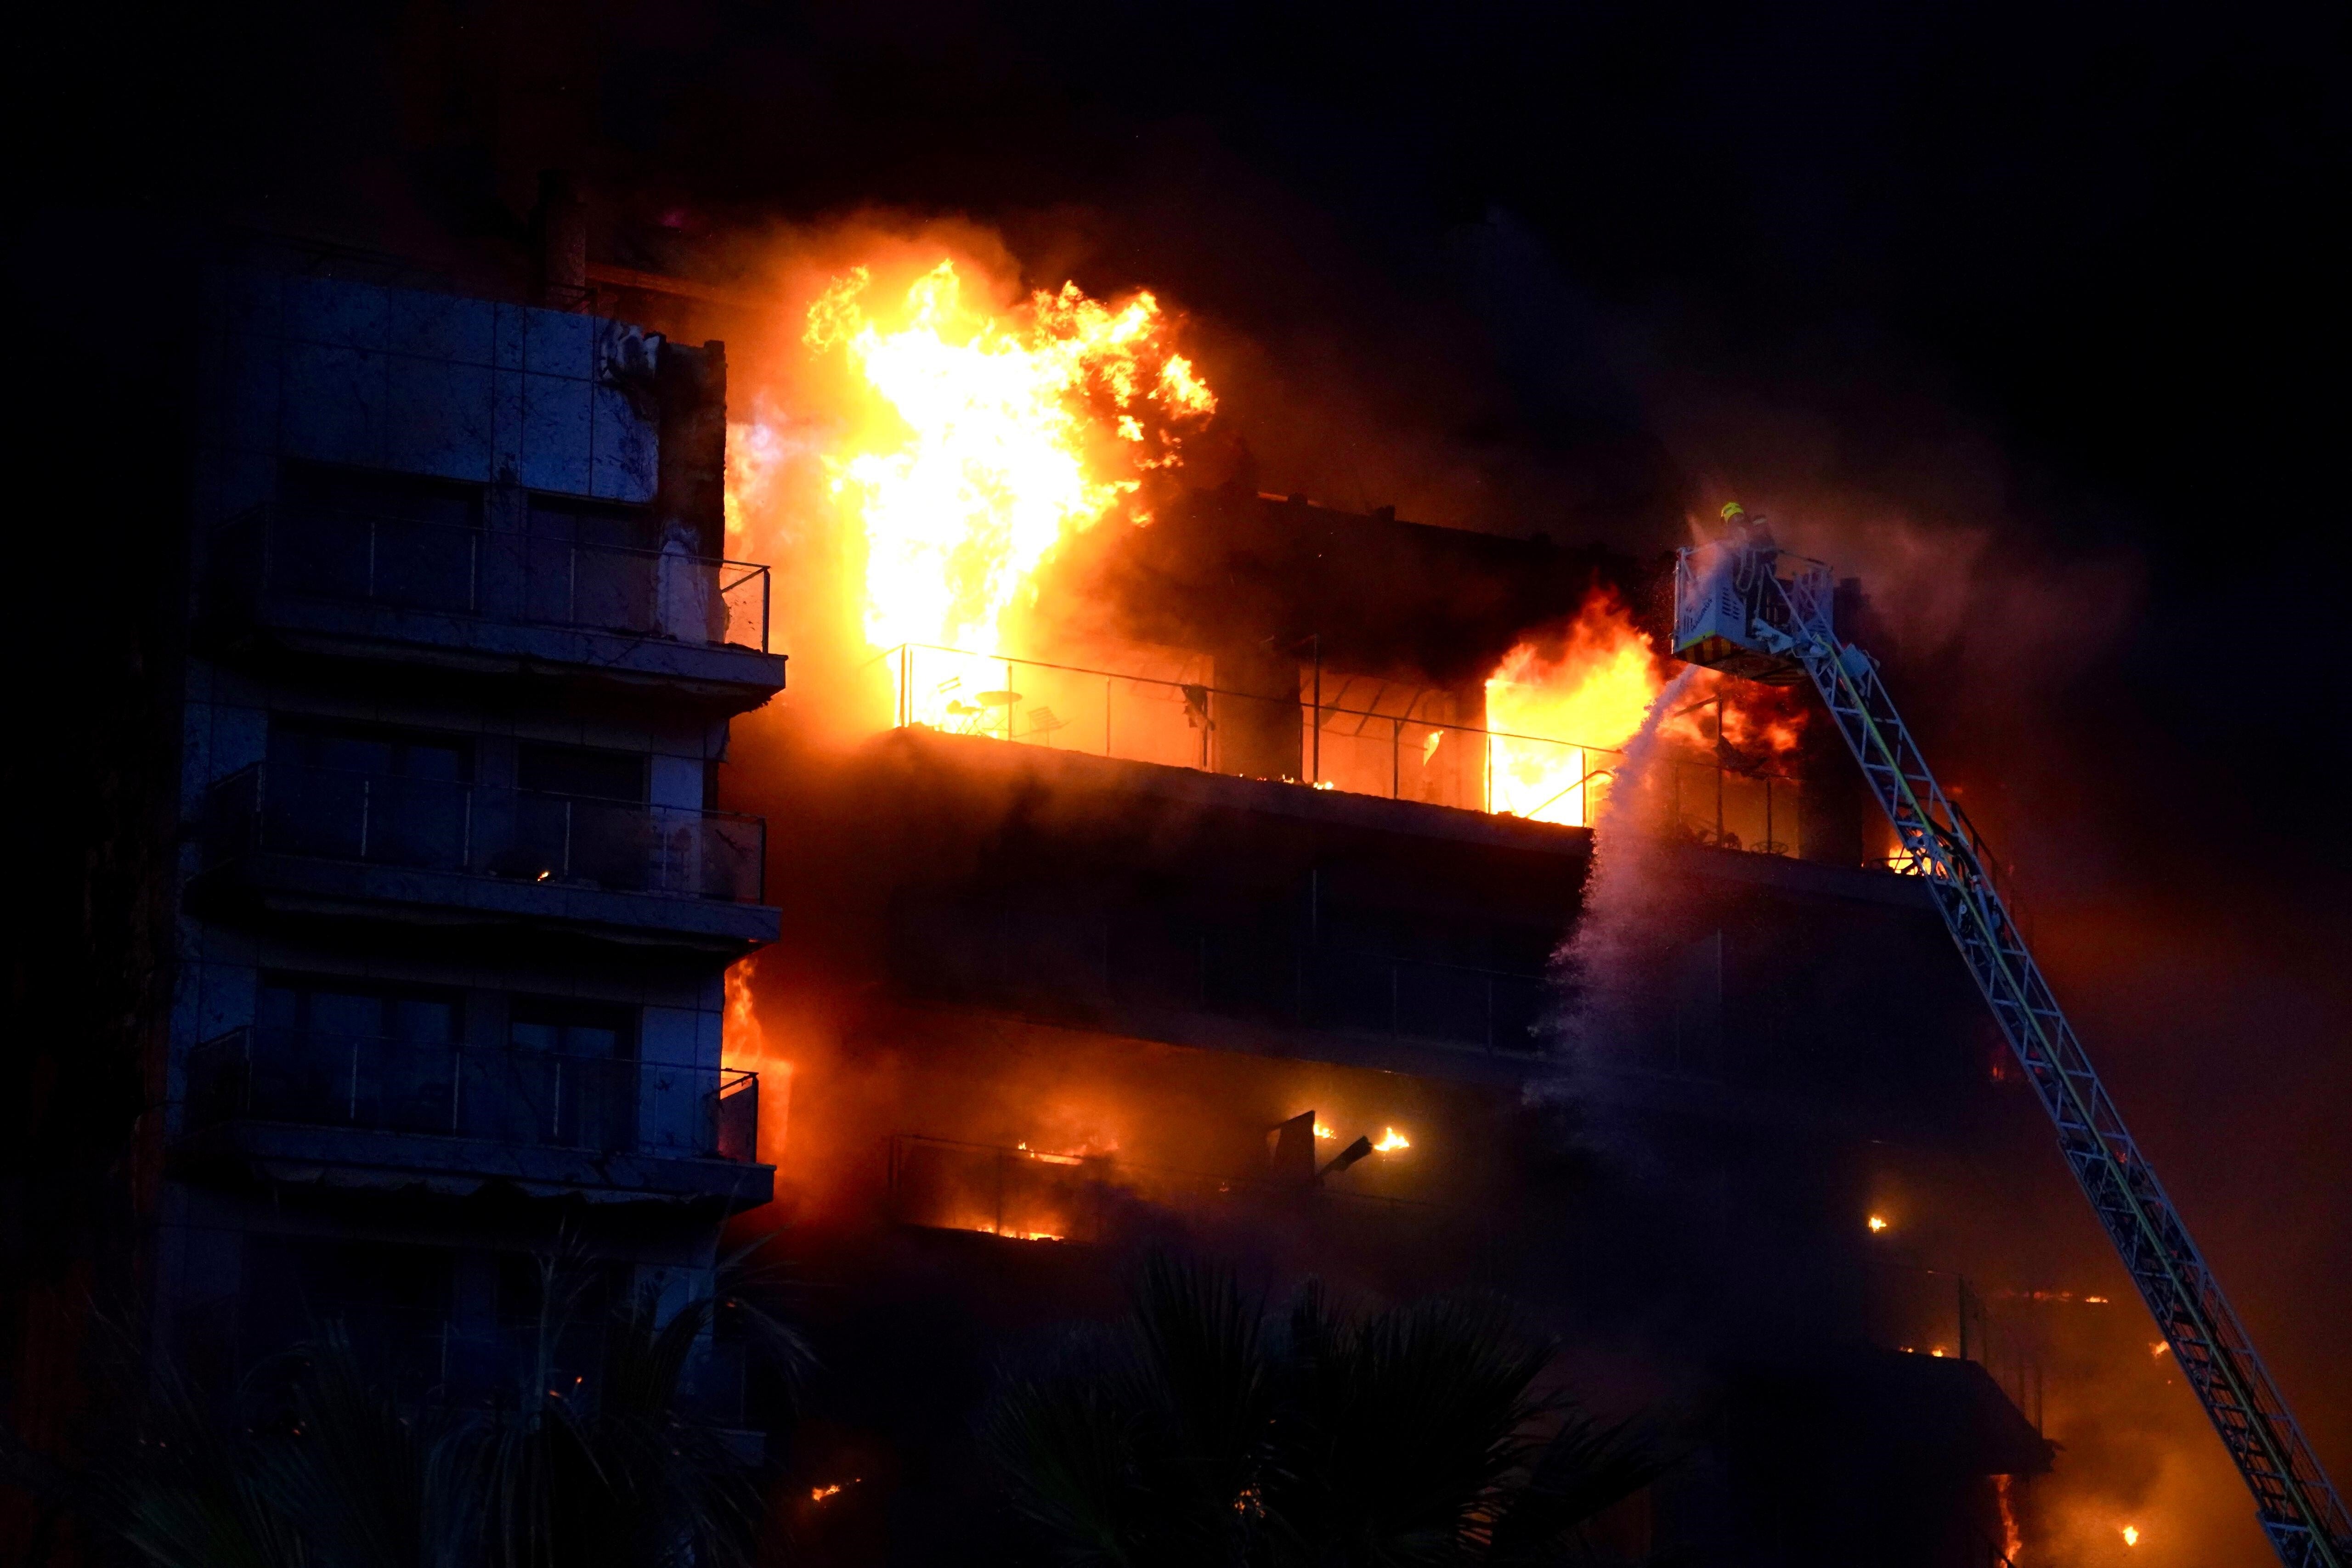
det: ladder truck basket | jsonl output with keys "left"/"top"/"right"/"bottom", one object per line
{"left": 1671, "top": 540, "right": 1838, "bottom": 686}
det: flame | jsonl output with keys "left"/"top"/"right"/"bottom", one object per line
{"left": 1484, "top": 592, "right": 1662, "bottom": 826}
{"left": 1483, "top": 587, "right": 1807, "bottom": 830}
{"left": 1372, "top": 1127, "right": 1410, "bottom": 1154}
{"left": 1312, "top": 1122, "right": 1335, "bottom": 1140}
{"left": 1868, "top": 1214, "right": 1889, "bottom": 1233}
{"left": 2121, "top": 1524, "right": 2140, "bottom": 1547}
{"left": 2151, "top": 1340, "right": 2171, "bottom": 1357}
{"left": 1995, "top": 1475, "right": 2024, "bottom": 1562}
{"left": 722, "top": 959, "right": 791, "bottom": 1162}
{"left": 803, "top": 259, "right": 1215, "bottom": 659}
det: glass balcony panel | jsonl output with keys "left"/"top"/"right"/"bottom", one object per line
{"left": 215, "top": 505, "right": 773, "bottom": 651}
{"left": 206, "top": 763, "right": 766, "bottom": 903}
{"left": 188, "top": 1027, "right": 761, "bottom": 1163}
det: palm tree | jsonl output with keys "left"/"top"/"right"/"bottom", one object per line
{"left": 982, "top": 1255, "right": 1666, "bottom": 1568}
{"left": 5, "top": 1245, "right": 809, "bottom": 1568}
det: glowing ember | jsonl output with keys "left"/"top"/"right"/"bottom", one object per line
{"left": 803, "top": 259, "right": 1215, "bottom": 659}
{"left": 1868, "top": 1214, "right": 1889, "bottom": 1233}
{"left": 2121, "top": 1524, "right": 2141, "bottom": 1547}
{"left": 1372, "top": 1127, "right": 1411, "bottom": 1154}
{"left": 811, "top": 1484, "right": 842, "bottom": 1503}
{"left": 1312, "top": 1122, "right": 1336, "bottom": 1140}
{"left": 2152, "top": 1341, "right": 2171, "bottom": 1358}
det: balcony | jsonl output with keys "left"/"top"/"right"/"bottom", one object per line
{"left": 880, "top": 643, "right": 1803, "bottom": 853}
{"left": 887, "top": 1134, "right": 1445, "bottom": 1251}
{"left": 203, "top": 505, "right": 786, "bottom": 710}
{"left": 178, "top": 1026, "right": 770, "bottom": 1208}
{"left": 197, "top": 763, "right": 779, "bottom": 951}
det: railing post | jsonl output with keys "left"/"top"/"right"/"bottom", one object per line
{"left": 347, "top": 1037, "right": 361, "bottom": 1123}
{"left": 359, "top": 777, "right": 372, "bottom": 860}
{"left": 366, "top": 517, "right": 379, "bottom": 600}
{"left": 1105, "top": 674, "right": 1113, "bottom": 757}
{"left": 561, "top": 799, "right": 573, "bottom": 878}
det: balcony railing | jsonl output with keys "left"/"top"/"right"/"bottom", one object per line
{"left": 878, "top": 643, "right": 1802, "bottom": 853}
{"left": 204, "top": 763, "right": 766, "bottom": 903}
{"left": 887, "top": 1133, "right": 1435, "bottom": 1247}
{"left": 186, "top": 1026, "right": 760, "bottom": 1162}
{"left": 1868, "top": 1261, "right": 2045, "bottom": 1433}
{"left": 209, "top": 504, "right": 773, "bottom": 653}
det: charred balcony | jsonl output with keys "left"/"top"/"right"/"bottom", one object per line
{"left": 881, "top": 643, "right": 1809, "bottom": 854}
{"left": 176, "top": 1026, "right": 770, "bottom": 1209}
{"left": 203, "top": 502, "right": 786, "bottom": 711}
{"left": 196, "top": 762, "right": 779, "bottom": 952}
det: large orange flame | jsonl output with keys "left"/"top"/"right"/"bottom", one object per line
{"left": 1484, "top": 591, "right": 1663, "bottom": 827}
{"left": 1483, "top": 588, "right": 1807, "bottom": 831}
{"left": 802, "top": 259, "right": 1215, "bottom": 656}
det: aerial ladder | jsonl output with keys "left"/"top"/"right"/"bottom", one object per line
{"left": 1671, "top": 511, "right": 2351, "bottom": 1568}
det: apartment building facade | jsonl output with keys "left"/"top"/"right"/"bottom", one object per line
{"left": 157, "top": 251, "right": 784, "bottom": 1405}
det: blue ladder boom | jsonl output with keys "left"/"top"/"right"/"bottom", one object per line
{"left": 1671, "top": 528, "right": 2350, "bottom": 1568}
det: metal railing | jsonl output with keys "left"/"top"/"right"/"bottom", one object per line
{"left": 186, "top": 1026, "right": 759, "bottom": 1161}
{"left": 1869, "top": 1261, "right": 2045, "bottom": 1433}
{"left": 1307, "top": 948, "right": 1551, "bottom": 1054}
{"left": 204, "top": 762, "right": 766, "bottom": 903}
{"left": 209, "top": 504, "right": 773, "bottom": 652}
{"left": 877, "top": 642, "right": 1801, "bottom": 851}
{"left": 885, "top": 1133, "right": 1437, "bottom": 1247}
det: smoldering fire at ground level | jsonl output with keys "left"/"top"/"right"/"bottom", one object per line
{"left": 722, "top": 701, "right": 2062, "bottom": 1562}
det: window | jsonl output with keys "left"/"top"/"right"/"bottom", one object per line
{"left": 271, "top": 720, "right": 473, "bottom": 782}
{"left": 517, "top": 742, "right": 645, "bottom": 803}
{"left": 509, "top": 997, "right": 636, "bottom": 1060}
{"left": 278, "top": 464, "right": 481, "bottom": 612}
{"left": 264, "top": 722, "right": 473, "bottom": 869}
{"left": 259, "top": 974, "right": 460, "bottom": 1045}
{"left": 462, "top": 998, "right": 640, "bottom": 1152}
{"left": 526, "top": 496, "right": 658, "bottom": 634}
{"left": 247, "top": 975, "right": 461, "bottom": 1134}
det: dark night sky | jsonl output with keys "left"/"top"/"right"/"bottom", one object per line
{"left": 19, "top": 0, "right": 2352, "bottom": 1553}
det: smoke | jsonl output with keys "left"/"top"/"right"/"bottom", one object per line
{"left": 1547, "top": 665, "right": 1703, "bottom": 1092}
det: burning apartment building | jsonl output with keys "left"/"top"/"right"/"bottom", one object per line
{"left": 5, "top": 226, "right": 2069, "bottom": 1566}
